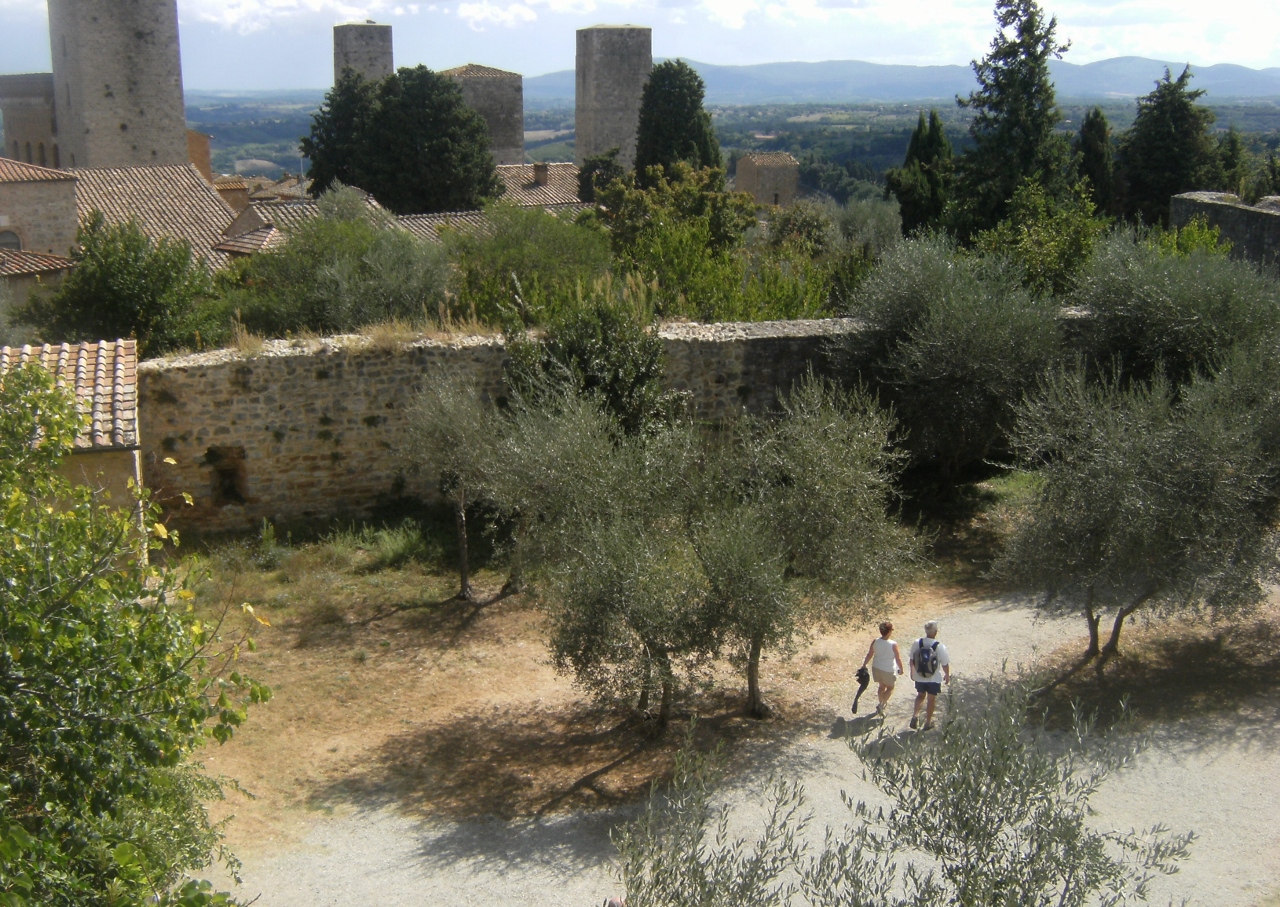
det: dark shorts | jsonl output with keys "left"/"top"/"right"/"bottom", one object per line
{"left": 915, "top": 681, "right": 942, "bottom": 696}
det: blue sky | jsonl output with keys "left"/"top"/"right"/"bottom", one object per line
{"left": 0, "top": 0, "right": 1277, "bottom": 90}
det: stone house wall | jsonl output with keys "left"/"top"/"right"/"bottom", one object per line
{"left": 1170, "top": 192, "right": 1280, "bottom": 269}
{"left": 0, "top": 177, "right": 78, "bottom": 255}
{"left": 138, "top": 320, "right": 858, "bottom": 533}
{"left": 736, "top": 154, "right": 800, "bottom": 207}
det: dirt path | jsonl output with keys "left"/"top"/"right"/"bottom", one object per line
{"left": 208, "top": 594, "right": 1280, "bottom": 906}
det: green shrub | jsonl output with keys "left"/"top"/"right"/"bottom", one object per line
{"left": 443, "top": 203, "right": 611, "bottom": 325}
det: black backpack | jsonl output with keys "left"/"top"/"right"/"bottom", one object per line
{"left": 914, "top": 638, "right": 939, "bottom": 676}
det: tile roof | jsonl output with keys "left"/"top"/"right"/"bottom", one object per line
{"left": 213, "top": 225, "right": 285, "bottom": 256}
{"left": 0, "top": 158, "right": 77, "bottom": 183}
{"left": 213, "top": 175, "right": 249, "bottom": 190}
{"left": 740, "top": 152, "right": 799, "bottom": 167}
{"left": 496, "top": 163, "right": 583, "bottom": 207}
{"left": 0, "top": 339, "right": 138, "bottom": 450}
{"left": 0, "top": 248, "right": 73, "bottom": 277}
{"left": 441, "top": 63, "right": 521, "bottom": 79}
{"left": 397, "top": 211, "right": 492, "bottom": 244}
{"left": 248, "top": 176, "right": 313, "bottom": 200}
{"left": 71, "top": 164, "right": 236, "bottom": 268}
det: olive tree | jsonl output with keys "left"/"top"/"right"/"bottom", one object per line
{"left": 994, "top": 367, "right": 1279, "bottom": 670}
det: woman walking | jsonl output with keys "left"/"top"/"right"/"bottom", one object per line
{"left": 861, "top": 621, "right": 904, "bottom": 715}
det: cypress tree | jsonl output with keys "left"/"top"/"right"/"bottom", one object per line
{"left": 1074, "top": 107, "right": 1114, "bottom": 214}
{"left": 885, "top": 109, "right": 953, "bottom": 235}
{"left": 634, "top": 60, "right": 720, "bottom": 186}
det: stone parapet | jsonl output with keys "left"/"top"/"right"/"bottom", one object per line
{"left": 1170, "top": 192, "right": 1280, "bottom": 269}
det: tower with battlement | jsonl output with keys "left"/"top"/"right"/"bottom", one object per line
{"left": 334, "top": 22, "right": 394, "bottom": 84}
{"left": 47, "top": 0, "right": 189, "bottom": 169}
{"left": 575, "top": 25, "right": 651, "bottom": 170}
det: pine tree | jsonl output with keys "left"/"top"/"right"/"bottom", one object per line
{"left": 1219, "top": 127, "right": 1250, "bottom": 197}
{"left": 951, "top": 0, "right": 1073, "bottom": 238}
{"left": 1074, "top": 107, "right": 1114, "bottom": 214}
{"left": 1117, "top": 67, "right": 1221, "bottom": 226}
{"left": 302, "top": 65, "right": 501, "bottom": 215}
{"left": 634, "top": 60, "right": 720, "bottom": 186}
{"left": 885, "top": 109, "right": 953, "bottom": 235}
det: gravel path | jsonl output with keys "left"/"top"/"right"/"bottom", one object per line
{"left": 215, "top": 597, "right": 1280, "bottom": 906}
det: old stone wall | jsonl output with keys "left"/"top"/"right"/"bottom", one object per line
{"left": 0, "top": 73, "right": 59, "bottom": 167}
{"left": 0, "top": 177, "right": 78, "bottom": 255}
{"left": 448, "top": 68, "right": 525, "bottom": 165}
{"left": 575, "top": 25, "right": 651, "bottom": 170}
{"left": 334, "top": 23, "right": 394, "bottom": 84}
{"left": 1170, "top": 192, "right": 1280, "bottom": 269}
{"left": 735, "top": 155, "right": 800, "bottom": 208}
{"left": 48, "top": 0, "right": 188, "bottom": 168}
{"left": 138, "top": 319, "right": 857, "bottom": 533}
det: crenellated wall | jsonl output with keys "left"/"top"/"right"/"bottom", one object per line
{"left": 138, "top": 319, "right": 859, "bottom": 533}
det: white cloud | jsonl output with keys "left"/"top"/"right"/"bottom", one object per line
{"left": 180, "top": 0, "right": 407, "bottom": 33}
{"left": 456, "top": 0, "right": 538, "bottom": 28}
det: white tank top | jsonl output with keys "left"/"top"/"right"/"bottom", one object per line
{"left": 871, "top": 637, "right": 897, "bottom": 672}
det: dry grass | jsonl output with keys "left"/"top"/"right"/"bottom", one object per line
{"left": 230, "top": 319, "right": 265, "bottom": 357}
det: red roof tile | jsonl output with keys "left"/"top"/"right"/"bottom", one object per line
{"left": 496, "top": 163, "right": 583, "bottom": 207}
{"left": 441, "top": 63, "right": 520, "bottom": 79}
{"left": 0, "top": 158, "right": 77, "bottom": 183}
{"left": 0, "top": 339, "right": 138, "bottom": 450}
{"left": 0, "top": 248, "right": 73, "bottom": 277}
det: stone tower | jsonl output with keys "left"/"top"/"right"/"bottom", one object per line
{"left": 334, "top": 22, "right": 394, "bottom": 84}
{"left": 442, "top": 64, "right": 524, "bottom": 165}
{"left": 47, "top": 0, "right": 189, "bottom": 169}
{"left": 575, "top": 25, "right": 651, "bottom": 170}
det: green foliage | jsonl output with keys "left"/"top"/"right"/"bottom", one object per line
{"left": 1117, "top": 67, "right": 1221, "bottom": 227}
{"left": 975, "top": 179, "right": 1107, "bottom": 297}
{"left": 767, "top": 200, "right": 840, "bottom": 256}
{"left": 577, "top": 148, "right": 625, "bottom": 203}
{"left": 843, "top": 235, "right": 1062, "bottom": 475}
{"left": 634, "top": 60, "right": 721, "bottom": 184}
{"left": 1219, "top": 127, "right": 1250, "bottom": 198}
{"left": 302, "top": 66, "right": 501, "bottom": 214}
{"left": 1151, "top": 214, "right": 1231, "bottom": 259}
{"left": 19, "top": 212, "right": 213, "bottom": 357}
{"left": 884, "top": 110, "right": 953, "bottom": 235}
{"left": 1075, "top": 106, "right": 1115, "bottom": 213}
{"left": 505, "top": 282, "right": 675, "bottom": 435}
{"left": 0, "top": 364, "right": 267, "bottom": 906}
{"left": 443, "top": 203, "right": 611, "bottom": 325}
{"left": 994, "top": 367, "right": 1279, "bottom": 659}
{"left": 951, "top": 0, "right": 1074, "bottom": 238}
{"left": 618, "top": 686, "right": 1190, "bottom": 907}
{"left": 224, "top": 185, "right": 448, "bottom": 337}
{"left": 1071, "top": 229, "right": 1277, "bottom": 386}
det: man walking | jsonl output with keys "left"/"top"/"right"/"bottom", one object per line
{"left": 908, "top": 620, "right": 950, "bottom": 730}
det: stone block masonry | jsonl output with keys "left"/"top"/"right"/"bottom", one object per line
{"left": 575, "top": 25, "right": 651, "bottom": 170}
{"left": 139, "top": 320, "right": 859, "bottom": 533}
{"left": 334, "top": 22, "right": 394, "bottom": 84}
{"left": 1171, "top": 192, "right": 1280, "bottom": 270}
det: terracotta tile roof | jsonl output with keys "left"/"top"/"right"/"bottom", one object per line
{"left": 248, "top": 176, "right": 313, "bottom": 200}
{"left": 214, "top": 175, "right": 249, "bottom": 190}
{"left": 496, "top": 163, "right": 583, "bottom": 207}
{"left": 0, "top": 158, "right": 77, "bottom": 183}
{"left": 397, "top": 211, "right": 492, "bottom": 244}
{"left": 740, "top": 152, "right": 799, "bottom": 167}
{"left": 441, "top": 63, "right": 520, "bottom": 79}
{"left": 213, "top": 226, "right": 285, "bottom": 256}
{"left": 0, "top": 339, "right": 138, "bottom": 450}
{"left": 0, "top": 248, "right": 73, "bottom": 277}
{"left": 71, "top": 164, "right": 236, "bottom": 268}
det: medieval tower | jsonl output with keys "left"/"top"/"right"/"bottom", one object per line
{"left": 442, "top": 65, "right": 524, "bottom": 165}
{"left": 575, "top": 25, "right": 651, "bottom": 170}
{"left": 334, "top": 22, "right": 395, "bottom": 83}
{"left": 47, "top": 0, "right": 189, "bottom": 169}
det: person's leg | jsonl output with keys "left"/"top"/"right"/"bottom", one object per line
{"left": 910, "top": 689, "right": 926, "bottom": 728}
{"left": 878, "top": 681, "right": 891, "bottom": 708}
{"left": 924, "top": 693, "right": 937, "bottom": 729}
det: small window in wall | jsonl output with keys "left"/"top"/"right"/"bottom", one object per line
{"left": 0, "top": 232, "right": 20, "bottom": 251}
{"left": 24, "top": 142, "right": 31, "bottom": 163}
{"left": 204, "top": 446, "right": 248, "bottom": 506}
{"left": 37, "top": 143, "right": 46, "bottom": 166}
{"left": 773, "top": 192, "right": 780, "bottom": 205}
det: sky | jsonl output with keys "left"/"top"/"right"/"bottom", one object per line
{"left": 0, "top": 0, "right": 1277, "bottom": 90}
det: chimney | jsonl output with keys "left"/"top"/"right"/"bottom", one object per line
{"left": 533, "top": 162, "right": 549, "bottom": 186}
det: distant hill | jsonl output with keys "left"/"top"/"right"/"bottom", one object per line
{"left": 525, "top": 56, "right": 1280, "bottom": 105}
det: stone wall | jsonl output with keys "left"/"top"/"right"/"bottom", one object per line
{"left": 575, "top": 25, "right": 651, "bottom": 170}
{"left": 0, "top": 176, "right": 78, "bottom": 255}
{"left": 1170, "top": 192, "right": 1280, "bottom": 269}
{"left": 48, "top": 0, "right": 188, "bottom": 168}
{"left": 736, "top": 154, "right": 800, "bottom": 208}
{"left": 446, "top": 67, "right": 525, "bottom": 166}
{"left": 333, "top": 22, "right": 394, "bottom": 84}
{"left": 138, "top": 319, "right": 858, "bottom": 533}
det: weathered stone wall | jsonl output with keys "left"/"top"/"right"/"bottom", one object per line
{"left": 575, "top": 25, "right": 651, "bottom": 170}
{"left": 333, "top": 22, "right": 394, "bottom": 84}
{"left": 736, "top": 156, "right": 800, "bottom": 208}
{"left": 138, "top": 320, "right": 857, "bottom": 533}
{"left": 448, "top": 69, "right": 525, "bottom": 166}
{"left": 1170, "top": 192, "right": 1280, "bottom": 269}
{"left": 0, "top": 177, "right": 78, "bottom": 255}
{"left": 48, "top": 0, "right": 189, "bottom": 168}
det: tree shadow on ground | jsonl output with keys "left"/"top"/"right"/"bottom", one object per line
{"left": 1037, "top": 614, "right": 1280, "bottom": 753}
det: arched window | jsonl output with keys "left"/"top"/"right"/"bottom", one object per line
{"left": 0, "top": 231, "right": 21, "bottom": 251}
{"left": 24, "top": 142, "right": 32, "bottom": 163}
{"left": 37, "top": 143, "right": 46, "bottom": 166}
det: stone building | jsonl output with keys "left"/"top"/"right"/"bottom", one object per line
{"left": 1171, "top": 191, "right": 1280, "bottom": 269}
{"left": 575, "top": 25, "right": 652, "bottom": 170}
{"left": 334, "top": 22, "right": 394, "bottom": 83}
{"left": 0, "top": 158, "right": 79, "bottom": 256}
{"left": 735, "top": 152, "right": 800, "bottom": 207}
{"left": 0, "top": 73, "right": 59, "bottom": 167}
{"left": 0, "top": 339, "right": 142, "bottom": 506}
{"left": 442, "top": 64, "right": 525, "bottom": 165}
{"left": 1, "top": 249, "right": 72, "bottom": 328}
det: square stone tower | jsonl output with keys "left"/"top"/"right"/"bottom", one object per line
{"left": 334, "top": 22, "right": 394, "bottom": 84}
{"left": 47, "top": 0, "right": 189, "bottom": 169}
{"left": 442, "top": 64, "right": 524, "bottom": 165}
{"left": 575, "top": 25, "right": 651, "bottom": 170}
